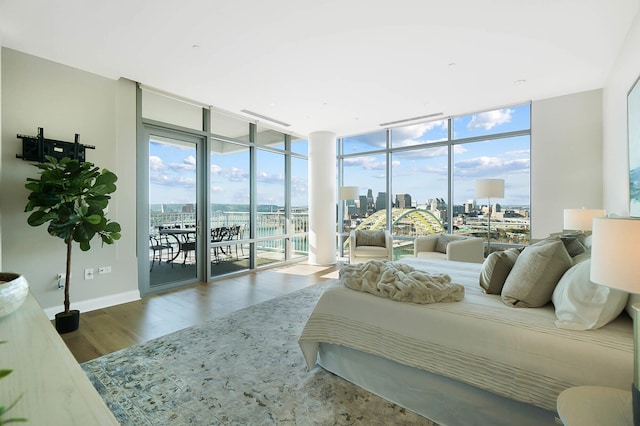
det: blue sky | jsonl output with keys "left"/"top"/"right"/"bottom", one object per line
{"left": 149, "top": 139, "right": 308, "bottom": 207}
{"left": 149, "top": 104, "right": 530, "bottom": 209}
{"left": 343, "top": 104, "right": 531, "bottom": 207}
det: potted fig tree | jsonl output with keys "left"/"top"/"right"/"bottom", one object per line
{"left": 24, "top": 156, "right": 121, "bottom": 333}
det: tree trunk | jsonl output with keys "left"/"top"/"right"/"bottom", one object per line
{"left": 64, "top": 237, "right": 72, "bottom": 313}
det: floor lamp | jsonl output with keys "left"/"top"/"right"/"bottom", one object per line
{"left": 475, "top": 179, "right": 504, "bottom": 255}
{"left": 563, "top": 208, "right": 606, "bottom": 234}
{"left": 590, "top": 217, "right": 640, "bottom": 424}
{"left": 339, "top": 186, "right": 359, "bottom": 224}
{"left": 338, "top": 186, "right": 359, "bottom": 258}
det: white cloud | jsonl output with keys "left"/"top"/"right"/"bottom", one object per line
{"left": 391, "top": 120, "right": 448, "bottom": 147}
{"left": 149, "top": 155, "right": 166, "bottom": 171}
{"left": 343, "top": 156, "right": 386, "bottom": 170}
{"left": 455, "top": 155, "right": 530, "bottom": 177}
{"left": 170, "top": 155, "right": 197, "bottom": 171}
{"left": 468, "top": 108, "right": 513, "bottom": 130}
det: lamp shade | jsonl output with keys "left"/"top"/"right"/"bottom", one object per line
{"left": 475, "top": 179, "right": 504, "bottom": 198}
{"left": 590, "top": 217, "right": 640, "bottom": 293}
{"left": 339, "top": 186, "right": 359, "bottom": 200}
{"left": 563, "top": 208, "right": 606, "bottom": 231}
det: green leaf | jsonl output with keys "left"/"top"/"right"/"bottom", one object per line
{"left": 104, "top": 222, "right": 122, "bottom": 233}
{"left": 85, "top": 214, "right": 102, "bottom": 225}
{"left": 27, "top": 210, "right": 53, "bottom": 227}
{"left": 0, "top": 369, "right": 12, "bottom": 379}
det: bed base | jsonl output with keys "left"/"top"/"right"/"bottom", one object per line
{"left": 318, "top": 343, "right": 557, "bottom": 426}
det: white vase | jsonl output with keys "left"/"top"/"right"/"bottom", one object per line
{"left": 0, "top": 273, "right": 29, "bottom": 318}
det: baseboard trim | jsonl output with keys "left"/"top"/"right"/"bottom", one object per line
{"left": 43, "top": 290, "right": 141, "bottom": 320}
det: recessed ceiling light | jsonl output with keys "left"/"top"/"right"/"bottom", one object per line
{"left": 514, "top": 79, "right": 527, "bottom": 86}
{"left": 448, "top": 62, "right": 456, "bottom": 67}
{"left": 192, "top": 44, "right": 200, "bottom": 49}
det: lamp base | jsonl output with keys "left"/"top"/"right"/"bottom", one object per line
{"left": 633, "top": 383, "right": 640, "bottom": 426}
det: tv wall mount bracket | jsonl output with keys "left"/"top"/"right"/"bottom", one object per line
{"left": 16, "top": 127, "right": 95, "bottom": 163}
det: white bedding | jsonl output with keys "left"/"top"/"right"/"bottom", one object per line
{"left": 298, "top": 258, "right": 633, "bottom": 412}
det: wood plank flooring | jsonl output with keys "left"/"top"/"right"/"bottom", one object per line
{"left": 59, "top": 262, "right": 342, "bottom": 363}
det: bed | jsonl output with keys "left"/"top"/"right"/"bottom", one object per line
{"left": 298, "top": 258, "right": 633, "bottom": 425}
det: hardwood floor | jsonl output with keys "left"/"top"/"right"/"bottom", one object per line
{"left": 59, "top": 262, "right": 342, "bottom": 363}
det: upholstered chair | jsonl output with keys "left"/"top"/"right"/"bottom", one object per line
{"left": 349, "top": 229, "right": 393, "bottom": 264}
{"left": 414, "top": 234, "right": 484, "bottom": 263}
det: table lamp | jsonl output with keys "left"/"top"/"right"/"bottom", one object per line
{"left": 475, "top": 179, "right": 504, "bottom": 254}
{"left": 590, "top": 216, "right": 640, "bottom": 425}
{"left": 563, "top": 208, "right": 606, "bottom": 233}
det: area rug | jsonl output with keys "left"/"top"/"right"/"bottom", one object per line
{"left": 81, "top": 281, "right": 438, "bottom": 425}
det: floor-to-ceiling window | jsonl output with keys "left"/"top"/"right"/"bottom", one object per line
{"left": 137, "top": 88, "right": 309, "bottom": 295}
{"left": 291, "top": 138, "right": 309, "bottom": 260}
{"left": 337, "top": 103, "right": 531, "bottom": 260}
{"left": 451, "top": 106, "right": 531, "bottom": 250}
{"left": 209, "top": 139, "right": 250, "bottom": 277}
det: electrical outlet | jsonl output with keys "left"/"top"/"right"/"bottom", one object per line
{"left": 98, "top": 266, "right": 112, "bottom": 274}
{"left": 56, "top": 273, "right": 66, "bottom": 289}
{"left": 84, "top": 268, "right": 95, "bottom": 280}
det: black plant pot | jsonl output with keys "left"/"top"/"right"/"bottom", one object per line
{"left": 55, "top": 309, "right": 80, "bottom": 334}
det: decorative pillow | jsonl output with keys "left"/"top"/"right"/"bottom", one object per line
{"left": 501, "top": 240, "right": 573, "bottom": 308}
{"left": 583, "top": 234, "right": 593, "bottom": 250}
{"left": 355, "top": 230, "right": 386, "bottom": 247}
{"left": 552, "top": 259, "right": 628, "bottom": 330}
{"left": 479, "top": 248, "right": 521, "bottom": 294}
{"left": 559, "top": 235, "right": 587, "bottom": 257}
{"left": 435, "top": 234, "right": 451, "bottom": 253}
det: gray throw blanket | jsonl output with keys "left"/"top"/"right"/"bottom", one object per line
{"left": 340, "top": 260, "right": 464, "bottom": 303}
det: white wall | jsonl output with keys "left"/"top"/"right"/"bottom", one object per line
{"left": 603, "top": 10, "right": 640, "bottom": 216}
{"left": 1, "top": 48, "right": 139, "bottom": 315}
{"left": 531, "top": 89, "right": 604, "bottom": 239}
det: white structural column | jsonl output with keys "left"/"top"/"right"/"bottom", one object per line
{"left": 308, "top": 131, "right": 337, "bottom": 265}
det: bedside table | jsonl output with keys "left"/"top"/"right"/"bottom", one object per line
{"left": 557, "top": 386, "right": 633, "bottom": 425}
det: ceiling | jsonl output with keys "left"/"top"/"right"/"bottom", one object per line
{"left": 1, "top": 0, "right": 639, "bottom": 138}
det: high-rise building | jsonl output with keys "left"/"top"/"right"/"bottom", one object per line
{"left": 375, "top": 192, "right": 386, "bottom": 211}
{"left": 359, "top": 195, "right": 368, "bottom": 216}
{"left": 395, "top": 193, "right": 412, "bottom": 209}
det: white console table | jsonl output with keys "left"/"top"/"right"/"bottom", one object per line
{"left": 0, "top": 293, "right": 117, "bottom": 425}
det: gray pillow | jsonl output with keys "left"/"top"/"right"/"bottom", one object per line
{"left": 559, "top": 235, "right": 587, "bottom": 257}
{"left": 479, "top": 248, "right": 521, "bottom": 294}
{"left": 355, "top": 230, "right": 386, "bottom": 247}
{"left": 435, "top": 234, "right": 451, "bottom": 253}
{"left": 501, "top": 240, "right": 573, "bottom": 308}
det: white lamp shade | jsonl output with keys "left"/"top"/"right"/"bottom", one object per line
{"left": 475, "top": 179, "right": 504, "bottom": 198}
{"left": 590, "top": 217, "right": 640, "bottom": 293}
{"left": 563, "top": 208, "right": 606, "bottom": 231}
{"left": 339, "top": 186, "right": 359, "bottom": 200}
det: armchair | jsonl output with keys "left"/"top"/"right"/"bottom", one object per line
{"left": 414, "top": 234, "right": 484, "bottom": 263}
{"left": 349, "top": 229, "right": 393, "bottom": 264}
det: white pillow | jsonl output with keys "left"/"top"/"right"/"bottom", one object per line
{"left": 552, "top": 259, "right": 629, "bottom": 330}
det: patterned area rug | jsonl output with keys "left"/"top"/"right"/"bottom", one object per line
{"left": 82, "top": 282, "right": 438, "bottom": 425}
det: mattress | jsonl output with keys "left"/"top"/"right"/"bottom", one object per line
{"left": 298, "top": 258, "right": 633, "bottom": 412}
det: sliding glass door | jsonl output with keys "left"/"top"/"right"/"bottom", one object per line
{"left": 146, "top": 130, "right": 204, "bottom": 291}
